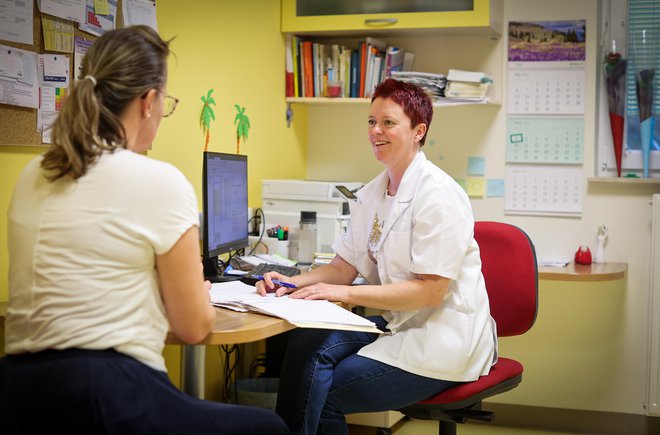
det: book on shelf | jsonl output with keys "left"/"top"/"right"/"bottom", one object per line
{"left": 209, "top": 280, "right": 380, "bottom": 333}
{"left": 285, "top": 36, "right": 415, "bottom": 99}
{"left": 285, "top": 34, "right": 294, "bottom": 97}
{"left": 384, "top": 46, "right": 406, "bottom": 78}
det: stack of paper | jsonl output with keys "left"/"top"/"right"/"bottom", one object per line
{"left": 209, "top": 281, "right": 381, "bottom": 333}
{"left": 445, "top": 69, "right": 492, "bottom": 101}
{"left": 389, "top": 71, "right": 446, "bottom": 99}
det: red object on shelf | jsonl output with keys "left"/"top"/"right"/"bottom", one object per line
{"left": 574, "top": 246, "right": 592, "bottom": 265}
{"left": 609, "top": 112, "right": 624, "bottom": 177}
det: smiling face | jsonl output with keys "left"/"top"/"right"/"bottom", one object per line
{"left": 368, "top": 97, "right": 427, "bottom": 171}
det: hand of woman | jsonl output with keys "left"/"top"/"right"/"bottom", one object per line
{"left": 255, "top": 272, "right": 298, "bottom": 297}
{"left": 288, "top": 283, "right": 347, "bottom": 302}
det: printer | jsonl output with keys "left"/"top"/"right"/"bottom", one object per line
{"left": 261, "top": 179, "right": 363, "bottom": 255}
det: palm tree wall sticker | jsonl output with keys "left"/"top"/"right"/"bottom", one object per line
{"left": 234, "top": 104, "right": 250, "bottom": 154}
{"left": 200, "top": 89, "right": 216, "bottom": 152}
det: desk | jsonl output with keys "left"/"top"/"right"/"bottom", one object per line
{"left": 0, "top": 302, "right": 294, "bottom": 399}
{"left": 538, "top": 262, "right": 627, "bottom": 282}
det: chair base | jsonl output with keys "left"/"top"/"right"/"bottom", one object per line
{"left": 401, "top": 401, "right": 495, "bottom": 435}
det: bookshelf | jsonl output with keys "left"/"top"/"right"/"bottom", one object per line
{"left": 286, "top": 97, "right": 502, "bottom": 107}
{"left": 282, "top": 2, "right": 504, "bottom": 105}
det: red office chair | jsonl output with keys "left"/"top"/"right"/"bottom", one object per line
{"left": 398, "top": 221, "right": 538, "bottom": 435}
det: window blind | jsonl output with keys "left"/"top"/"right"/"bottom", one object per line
{"left": 626, "top": 0, "right": 660, "bottom": 116}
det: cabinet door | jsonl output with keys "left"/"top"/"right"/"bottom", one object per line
{"left": 281, "top": 0, "right": 502, "bottom": 35}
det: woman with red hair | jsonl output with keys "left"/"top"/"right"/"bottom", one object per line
{"left": 258, "top": 78, "right": 496, "bottom": 435}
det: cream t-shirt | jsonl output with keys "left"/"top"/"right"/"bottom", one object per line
{"left": 6, "top": 149, "right": 199, "bottom": 372}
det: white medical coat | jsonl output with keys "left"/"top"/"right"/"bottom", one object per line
{"left": 333, "top": 151, "right": 497, "bottom": 381}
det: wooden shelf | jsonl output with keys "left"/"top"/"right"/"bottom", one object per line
{"left": 538, "top": 262, "right": 627, "bottom": 282}
{"left": 286, "top": 97, "right": 501, "bottom": 108}
{"left": 588, "top": 177, "right": 660, "bottom": 186}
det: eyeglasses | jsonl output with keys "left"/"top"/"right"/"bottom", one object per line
{"left": 163, "top": 94, "right": 179, "bottom": 117}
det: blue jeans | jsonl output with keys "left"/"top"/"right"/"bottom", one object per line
{"left": 0, "top": 348, "right": 289, "bottom": 435}
{"left": 276, "top": 316, "right": 458, "bottom": 435}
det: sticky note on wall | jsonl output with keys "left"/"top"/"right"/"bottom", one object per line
{"left": 467, "top": 156, "right": 486, "bottom": 176}
{"left": 466, "top": 177, "right": 486, "bottom": 198}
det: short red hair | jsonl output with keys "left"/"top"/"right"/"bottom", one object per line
{"left": 371, "top": 78, "right": 433, "bottom": 146}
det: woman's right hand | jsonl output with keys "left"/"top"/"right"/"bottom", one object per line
{"left": 256, "top": 272, "right": 298, "bottom": 297}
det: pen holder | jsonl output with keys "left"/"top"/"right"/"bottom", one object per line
{"left": 249, "top": 236, "right": 290, "bottom": 259}
{"left": 327, "top": 80, "right": 342, "bottom": 98}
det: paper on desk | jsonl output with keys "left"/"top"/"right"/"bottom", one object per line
{"left": 538, "top": 257, "right": 571, "bottom": 267}
{"left": 209, "top": 281, "right": 381, "bottom": 333}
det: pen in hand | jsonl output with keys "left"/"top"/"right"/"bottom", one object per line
{"left": 253, "top": 275, "right": 297, "bottom": 289}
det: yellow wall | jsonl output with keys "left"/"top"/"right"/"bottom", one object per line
{"left": 0, "top": 0, "right": 308, "bottom": 302}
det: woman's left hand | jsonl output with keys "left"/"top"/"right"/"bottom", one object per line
{"left": 289, "top": 283, "right": 348, "bottom": 302}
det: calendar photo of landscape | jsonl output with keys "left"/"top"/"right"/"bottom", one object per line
{"left": 508, "top": 20, "right": 586, "bottom": 62}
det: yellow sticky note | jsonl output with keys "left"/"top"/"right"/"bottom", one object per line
{"left": 466, "top": 177, "right": 486, "bottom": 198}
{"left": 94, "top": 0, "right": 109, "bottom": 15}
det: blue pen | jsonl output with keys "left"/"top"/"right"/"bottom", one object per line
{"left": 253, "top": 275, "right": 297, "bottom": 289}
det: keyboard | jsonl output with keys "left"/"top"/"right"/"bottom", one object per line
{"left": 241, "top": 262, "right": 301, "bottom": 286}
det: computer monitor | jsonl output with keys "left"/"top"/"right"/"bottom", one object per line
{"left": 202, "top": 151, "right": 249, "bottom": 280}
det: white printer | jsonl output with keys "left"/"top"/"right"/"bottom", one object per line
{"left": 261, "top": 179, "right": 363, "bottom": 255}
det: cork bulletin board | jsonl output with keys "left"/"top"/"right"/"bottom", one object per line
{"left": 0, "top": 2, "right": 126, "bottom": 146}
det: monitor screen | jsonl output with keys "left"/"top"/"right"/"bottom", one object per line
{"left": 202, "top": 152, "right": 249, "bottom": 266}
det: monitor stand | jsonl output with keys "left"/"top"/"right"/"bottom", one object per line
{"left": 202, "top": 256, "right": 242, "bottom": 283}
{"left": 207, "top": 274, "right": 242, "bottom": 283}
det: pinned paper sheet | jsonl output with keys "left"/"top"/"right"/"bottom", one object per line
{"left": 467, "top": 156, "right": 486, "bottom": 176}
{"left": 466, "top": 177, "right": 486, "bottom": 198}
{"left": 0, "top": 0, "right": 34, "bottom": 45}
{"left": 0, "top": 45, "right": 38, "bottom": 109}
{"left": 42, "top": 14, "right": 75, "bottom": 53}
{"left": 74, "top": 36, "right": 94, "bottom": 80}
{"left": 122, "top": 0, "right": 157, "bottom": 31}
{"left": 79, "top": 0, "right": 117, "bottom": 36}
{"left": 94, "top": 0, "right": 109, "bottom": 15}
{"left": 39, "top": 0, "right": 86, "bottom": 24}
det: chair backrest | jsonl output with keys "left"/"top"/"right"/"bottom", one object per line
{"left": 474, "top": 221, "right": 538, "bottom": 338}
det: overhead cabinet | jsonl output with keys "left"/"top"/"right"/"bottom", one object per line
{"left": 281, "top": 0, "right": 502, "bottom": 35}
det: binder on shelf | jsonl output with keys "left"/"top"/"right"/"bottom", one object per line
{"left": 358, "top": 41, "right": 367, "bottom": 97}
{"left": 350, "top": 50, "right": 359, "bottom": 97}
{"left": 285, "top": 34, "right": 294, "bottom": 97}
{"left": 385, "top": 46, "right": 406, "bottom": 78}
{"left": 302, "top": 41, "right": 314, "bottom": 97}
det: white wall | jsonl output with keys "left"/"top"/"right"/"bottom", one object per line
{"left": 304, "top": 0, "right": 658, "bottom": 415}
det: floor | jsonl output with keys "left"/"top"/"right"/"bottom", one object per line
{"left": 348, "top": 418, "right": 582, "bottom": 435}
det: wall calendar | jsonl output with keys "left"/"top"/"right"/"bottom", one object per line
{"left": 506, "top": 117, "right": 584, "bottom": 164}
{"left": 505, "top": 165, "right": 583, "bottom": 216}
{"left": 507, "top": 63, "right": 585, "bottom": 115}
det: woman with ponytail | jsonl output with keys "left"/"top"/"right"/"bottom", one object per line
{"left": 1, "top": 26, "right": 288, "bottom": 435}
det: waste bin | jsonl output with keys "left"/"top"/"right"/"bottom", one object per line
{"left": 231, "top": 378, "right": 279, "bottom": 411}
